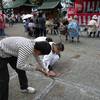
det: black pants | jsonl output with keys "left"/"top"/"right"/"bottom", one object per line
{"left": 0, "top": 57, "right": 28, "bottom": 100}
{"left": 40, "top": 28, "right": 46, "bottom": 36}
{"left": 34, "top": 28, "right": 40, "bottom": 38}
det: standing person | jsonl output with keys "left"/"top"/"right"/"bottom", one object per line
{"left": 38, "top": 12, "right": 46, "bottom": 36}
{"left": 0, "top": 15, "right": 5, "bottom": 37}
{"left": 88, "top": 15, "right": 98, "bottom": 37}
{"left": 15, "top": 14, "right": 18, "bottom": 23}
{"left": 17, "top": 13, "right": 20, "bottom": 23}
{"left": 0, "top": 36, "right": 51, "bottom": 100}
{"left": 33, "top": 13, "right": 40, "bottom": 38}
{"left": 8, "top": 16, "right": 12, "bottom": 27}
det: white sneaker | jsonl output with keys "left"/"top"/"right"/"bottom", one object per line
{"left": 21, "top": 87, "right": 36, "bottom": 93}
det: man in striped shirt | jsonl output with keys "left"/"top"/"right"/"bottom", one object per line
{"left": 0, "top": 36, "right": 51, "bottom": 100}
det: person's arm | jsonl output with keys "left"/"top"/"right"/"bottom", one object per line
{"left": 16, "top": 45, "right": 37, "bottom": 71}
{"left": 33, "top": 52, "right": 50, "bottom": 76}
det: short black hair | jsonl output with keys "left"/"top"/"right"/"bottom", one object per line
{"left": 34, "top": 41, "right": 51, "bottom": 55}
{"left": 46, "top": 37, "right": 53, "bottom": 42}
{"left": 55, "top": 42, "right": 64, "bottom": 51}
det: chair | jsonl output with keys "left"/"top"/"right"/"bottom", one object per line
{"left": 58, "top": 27, "right": 67, "bottom": 42}
{"left": 68, "top": 28, "right": 79, "bottom": 45}
{"left": 79, "top": 25, "right": 88, "bottom": 37}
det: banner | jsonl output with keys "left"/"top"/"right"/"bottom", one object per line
{"left": 74, "top": 1, "right": 82, "bottom": 13}
{"left": 68, "top": 8, "right": 76, "bottom": 14}
{"left": 0, "top": 14, "right": 5, "bottom": 28}
{"left": 68, "top": 13, "right": 100, "bottom": 25}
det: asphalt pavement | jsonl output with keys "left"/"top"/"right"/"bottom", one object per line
{"left": 1, "top": 23, "right": 100, "bottom": 100}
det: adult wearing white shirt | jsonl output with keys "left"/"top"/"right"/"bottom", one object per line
{"left": 88, "top": 15, "right": 98, "bottom": 37}
{"left": 34, "top": 37, "right": 64, "bottom": 76}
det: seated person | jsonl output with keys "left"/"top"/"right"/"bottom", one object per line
{"left": 95, "top": 6, "right": 100, "bottom": 13}
{"left": 59, "top": 23, "right": 69, "bottom": 41}
{"left": 53, "top": 17, "right": 60, "bottom": 34}
{"left": 59, "top": 17, "right": 69, "bottom": 41}
{"left": 87, "top": 7, "right": 94, "bottom": 13}
{"left": 88, "top": 15, "right": 98, "bottom": 37}
{"left": 24, "top": 18, "right": 29, "bottom": 31}
{"left": 45, "top": 17, "right": 53, "bottom": 34}
{"left": 63, "top": 17, "right": 69, "bottom": 26}
{"left": 28, "top": 19, "right": 34, "bottom": 36}
{"left": 68, "top": 18, "right": 80, "bottom": 42}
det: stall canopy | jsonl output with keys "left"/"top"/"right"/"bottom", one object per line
{"left": 38, "top": 1, "right": 62, "bottom": 10}
{"left": 5, "top": 0, "right": 34, "bottom": 9}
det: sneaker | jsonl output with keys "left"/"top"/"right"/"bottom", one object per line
{"left": 21, "top": 87, "right": 36, "bottom": 93}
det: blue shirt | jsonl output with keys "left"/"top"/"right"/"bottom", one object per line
{"left": 68, "top": 22, "right": 80, "bottom": 36}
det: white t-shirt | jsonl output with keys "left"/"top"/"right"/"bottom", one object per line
{"left": 34, "top": 37, "right": 46, "bottom": 42}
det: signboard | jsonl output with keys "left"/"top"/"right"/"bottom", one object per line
{"left": 74, "top": 1, "right": 82, "bottom": 13}
{"left": 68, "top": 8, "right": 76, "bottom": 14}
{"left": 68, "top": 13, "right": 100, "bottom": 25}
{"left": 0, "top": 14, "right": 5, "bottom": 28}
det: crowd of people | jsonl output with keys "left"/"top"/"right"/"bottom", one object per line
{"left": 0, "top": 10, "right": 100, "bottom": 100}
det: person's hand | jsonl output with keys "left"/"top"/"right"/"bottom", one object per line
{"left": 43, "top": 68, "right": 49, "bottom": 77}
{"left": 35, "top": 66, "right": 39, "bottom": 71}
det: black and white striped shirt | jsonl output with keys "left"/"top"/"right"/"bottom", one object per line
{"left": 0, "top": 36, "right": 44, "bottom": 71}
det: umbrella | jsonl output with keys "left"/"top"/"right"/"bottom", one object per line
{"left": 22, "top": 14, "right": 33, "bottom": 20}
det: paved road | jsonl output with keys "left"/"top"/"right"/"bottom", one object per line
{"left": 2, "top": 23, "right": 100, "bottom": 100}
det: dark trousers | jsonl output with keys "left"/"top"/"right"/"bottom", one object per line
{"left": 89, "top": 32, "right": 96, "bottom": 37}
{"left": 35, "top": 28, "right": 40, "bottom": 38}
{"left": 40, "top": 28, "right": 46, "bottom": 36}
{"left": 0, "top": 57, "right": 28, "bottom": 100}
